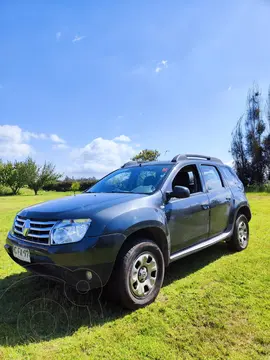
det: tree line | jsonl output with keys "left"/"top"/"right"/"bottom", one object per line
{"left": 0, "top": 158, "right": 99, "bottom": 195}
{"left": 0, "top": 150, "right": 157, "bottom": 196}
{"left": 0, "top": 158, "right": 62, "bottom": 195}
{"left": 43, "top": 176, "right": 97, "bottom": 193}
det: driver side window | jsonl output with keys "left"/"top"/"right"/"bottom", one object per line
{"left": 172, "top": 165, "right": 202, "bottom": 194}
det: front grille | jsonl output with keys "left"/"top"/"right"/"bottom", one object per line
{"left": 13, "top": 216, "right": 57, "bottom": 245}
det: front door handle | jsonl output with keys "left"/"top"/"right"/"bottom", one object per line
{"left": 201, "top": 204, "right": 209, "bottom": 210}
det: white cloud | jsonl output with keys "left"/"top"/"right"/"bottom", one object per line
{"left": 228, "top": 86, "right": 232, "bottom": 91}
{"left": 56, "top": 32, "right": 61, "bottom": 41}
{"left": 135, "top": 143, "right": 141, "bottom": 148}
{"left": 72, "top": 35, "right": 86, "bottom": 43}
{"left": 155, "top": 60, "right": 168, "bottom": 73}
{"left": 0, "top": 125, "right": 67, "bottom": 158}
{"left": 0, "top": 125, "right": 32, "bottom": 158}
{"left": 113, "top": 135, "right": 131, "bottom": 142}
{"left": 23, "top": 132, "right": 65, "bottom": 143}
{"left": 70, "top": 137, "right": 136, "bottom": 177}
{"left": 53, "top": 143, "right": 69, "bottom": 150}
{"left": 0, "top": 142, "right": 31, "bottom": 158}
{"left": 22, "top": 131, "right": 47, "bottom": 141}
{"left": 50, "top": 134, "right": 66, "bottom": 144}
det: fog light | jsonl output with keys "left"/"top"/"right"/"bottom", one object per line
{"left": 76, "top": 280, "right": 90, "bottom": 294}
{"left": 86, "top": 271, "right": 92, "bottom": 280}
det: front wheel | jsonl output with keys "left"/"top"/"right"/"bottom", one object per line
{"left": 112, "top": 239, "right": 165, "bottom": 310}
{"left": 227, "top": 214, "right": 249, "bottom": 251}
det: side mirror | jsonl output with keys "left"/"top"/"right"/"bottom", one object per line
{"left": 167, "top": 186, "right": 190, "bottom": 200}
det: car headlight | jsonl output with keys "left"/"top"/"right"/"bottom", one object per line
{"left": 50, "top": 219, "right": 92, "bottom": 245}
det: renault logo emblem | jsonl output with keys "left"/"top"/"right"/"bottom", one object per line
{"left": 22, "top": 219, "right": 31, "bottom": 237}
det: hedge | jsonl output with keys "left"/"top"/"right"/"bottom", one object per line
{"left": 43, "top": 179, "right": 98, "bottom": 192}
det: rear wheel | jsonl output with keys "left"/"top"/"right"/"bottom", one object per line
{"left": 108, "top": 239, "right": 165, "bottom": 309}
{"left": 227, "top": 214, "right": 249, "bottom": 251}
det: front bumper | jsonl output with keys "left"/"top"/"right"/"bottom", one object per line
{"left": 5, "top": 232, "right": 126, "bottom": 290}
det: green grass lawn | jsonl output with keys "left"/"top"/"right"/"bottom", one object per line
{"left": 0, "top": 192, "right": 269, "bottom": 359}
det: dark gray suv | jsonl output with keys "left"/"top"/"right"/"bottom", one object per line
{"left": 5, "top": 154, "right": 251, "bottom": 309}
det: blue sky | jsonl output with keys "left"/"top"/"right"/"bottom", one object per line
{"left": 1, "top": 0, "right": 270, "bottom": 177}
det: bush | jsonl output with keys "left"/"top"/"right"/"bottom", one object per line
{"left": 43, "top": 179, "right": 97, "bottom": 192}
{"left": 246, "top": 182, "right": 270, "bottom": 193}
{"left": 71, "top": 181, "right": 80, "bottom": 194}
{"left": 0, "top": 184, "right": 13, "bottom": 196}
{"left": 79, "top": 179, "right": 98, "bottom": 191}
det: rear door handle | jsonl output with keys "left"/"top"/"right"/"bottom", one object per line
{"left": 201, "top": 204, "right": 209, "bottom": 210}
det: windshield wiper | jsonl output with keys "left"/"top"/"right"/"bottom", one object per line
{"left": 110, "top": 190, "right": 131, "bottom": 193}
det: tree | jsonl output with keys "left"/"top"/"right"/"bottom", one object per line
{"left": 264, "top": 87, "right": 270, "bottom": 180}
{"left": 71, "top": 181, "right": 80, "bottom": 195}
{"left": 231, "top": 84, "right": 269, "bottom": 186}
{"left": 245, "top": 87, "right": 266, "bottom": 184}
{"left": 25, "top": 158, "right": 62, "bottom": 195}
{"left": 132, "top": 149, "right": 160, "bottom": 162}
{"left": 231, "top": 117, "right": 250, "bottom": 186}
{"left": 264, "top": 134, "right": 270, "bottom": 180}
{"left": 0, "top": 160, "right": 3, "bottom": 185}
{"left": 0, "top": 161, "right": 29, "bottom": 195}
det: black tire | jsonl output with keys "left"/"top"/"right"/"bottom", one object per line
{"left": 227, "top": 214, "right": 249, "bottom": 252}
{"left": 107, "top": 239, "right": 165, "bottom": 310}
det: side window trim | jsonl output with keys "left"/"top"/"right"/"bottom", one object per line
{"left": 219, "top": 166, "right": 233, "bottom": 188}
{"left": 216, "top": 165, "right": 229, "bottom": 188}
{"left": 168, "top": 191, "right": 205, "bottom": 203}
{"left": 189, "top": 191, "right": 204, "bottom": 197}
{"left": 196, "top": 164, "right": 208, "bottom": 193}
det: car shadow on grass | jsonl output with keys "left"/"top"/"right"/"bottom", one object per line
{"left": 163, "top": 241, "right": 231, "bottom": 287}
{"left": 0, "top": 242, "right": 231, "bottom": 346}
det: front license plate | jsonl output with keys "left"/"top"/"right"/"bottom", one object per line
{"left": 13, "top": 246, "right": 31, "bottom": 263}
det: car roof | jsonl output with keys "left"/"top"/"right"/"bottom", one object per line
{"left": 121, "top": 154, "right": 223, "bottom": 169}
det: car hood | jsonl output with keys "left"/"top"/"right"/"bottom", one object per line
{"left": 19, "top": 193, "right": 147, "bottom": 220}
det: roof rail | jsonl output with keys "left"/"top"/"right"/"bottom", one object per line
{"left": 121, "top": 161, "right": 144, "bottom": 168}
{"left": 171, "top": 154, "right": 223, "bottom": 164}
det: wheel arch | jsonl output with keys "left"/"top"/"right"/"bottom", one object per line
{"left": 115, "top": 226, "right": 170, "bottom": 267}
{"left": 235, "top": 205, "right": 251, "bottom": 222}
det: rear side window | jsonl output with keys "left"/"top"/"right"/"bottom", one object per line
{"left": 201, "top": 165, "right": 223, "bottom": 191}
{"left": 221, "top": 166, "right": 243, "bottom": 187}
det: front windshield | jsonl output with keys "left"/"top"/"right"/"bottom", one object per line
{"left": 87, "top": 165, "right": 173, "bottom": 194}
